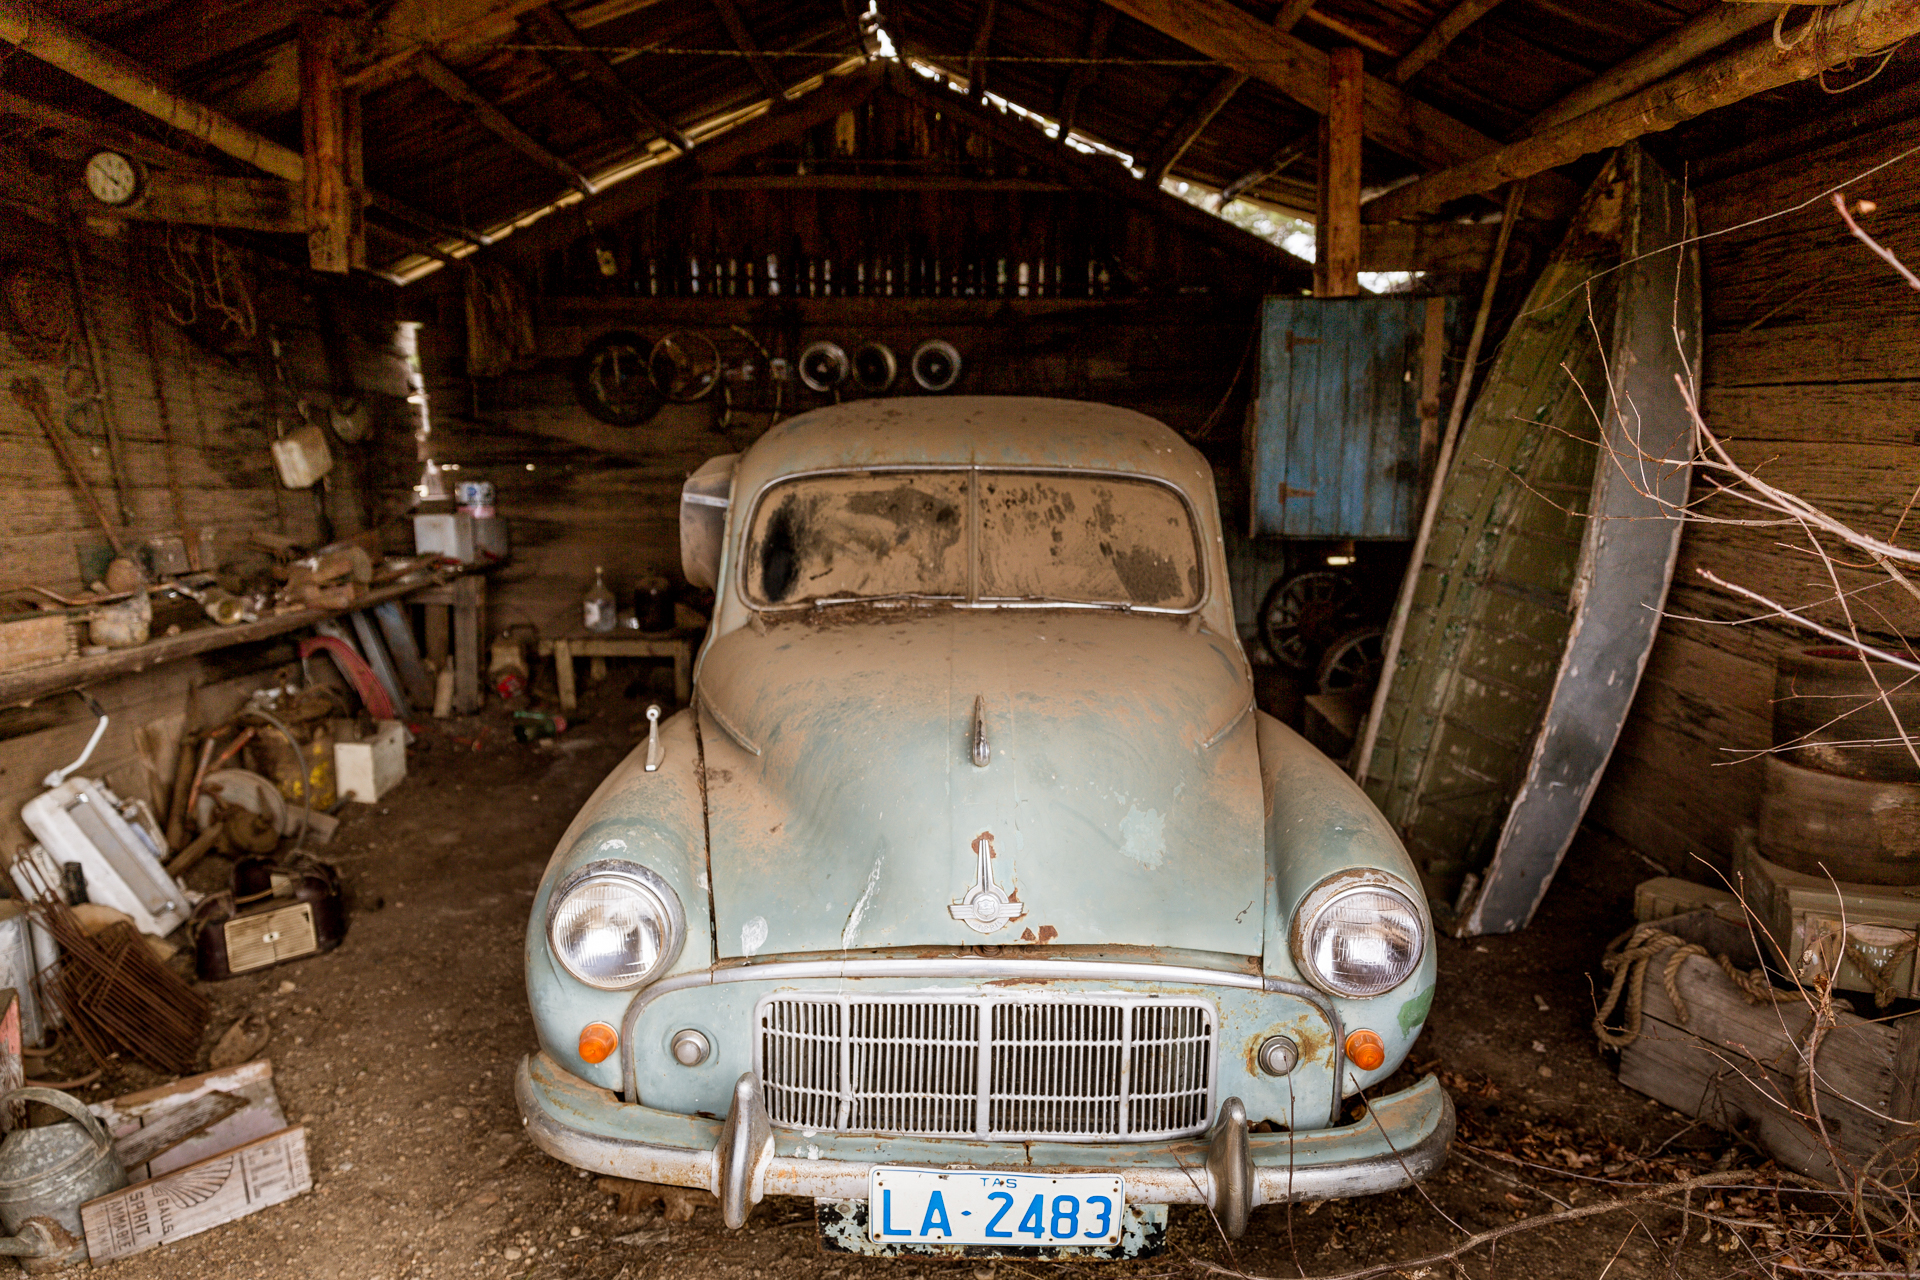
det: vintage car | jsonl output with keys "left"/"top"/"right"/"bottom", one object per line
{"left": 516, "top": 397, "right": 1450, "bottom": 1258}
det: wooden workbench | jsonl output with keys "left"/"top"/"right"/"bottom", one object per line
{"left": 0, "top": 568, "right": 488, "bottom": 711}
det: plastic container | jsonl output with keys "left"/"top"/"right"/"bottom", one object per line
{"left": 415, "top": 512, "right": 477, "bottom": 564}
{"left": 271, "top": 422, "right": 334, "bottom": 489}
{"left": 334, "top": 720, "right": 407, "bottom": 802}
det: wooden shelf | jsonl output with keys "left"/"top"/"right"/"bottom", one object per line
{"left": 0, "top": 572, "right": 455, "bottom": 708}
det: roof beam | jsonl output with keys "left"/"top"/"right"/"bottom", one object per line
{"left": 0, "top": 0, "right": 491, "bottom": 255}
{"left": 1214, "top": 130, "right": 1314, "bottom": 207}
{"left": 708, "top": 0, "right": 784, "bottom": 99}
{"left": 498, "top": 66, "right": 887, "bottom": 265}
{"left": 524, "top": 5, "right": 695, "bottom": 154}
{"left": 1053, "top": 8, "right": 1116, "bottom": 144}
{"left": 966, "top": 0, "right": 998, "bottom": 100}
{"left": 0, "top": 0, "right": 305, "bottom": 182}
{"left": 1524, "top": 1, "right": 1780, "bottom": 131}
{"left": 890, "top": 67, "right": 1311, "bottom": 287}
{"left": 1365, "top": 0, "right": 1920, "bottom": 223}
{"left": 1389, "top": 0, "right": 1510, "bottom": 85}
{"left": 0, "top": 86, "right": 218, "bottom": 173}
{"left": 1138, "top": 0, "right": 1314, "bottom": 185}
{"left": 416, "top": 51, "right": 595, "bottom": 195}
{"left": 1099, "top": 0, "right": 1578, "bottom": 220}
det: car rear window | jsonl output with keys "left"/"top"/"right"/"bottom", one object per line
{"left": 743, "top": 470, "right": 1202, "bottom": 610}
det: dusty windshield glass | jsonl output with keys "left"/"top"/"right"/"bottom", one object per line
{"left": 743, "top": 470, "right": 1203, "bottom": 609}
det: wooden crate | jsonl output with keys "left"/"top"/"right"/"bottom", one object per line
{"left": 1617, "top": 948, "right": 1920, "bottom": 1184}
{"left": 1736, "top": 840, "right": 1920, "bottom": 1001}
{"left": 0, "top": 613, "right": 71, "bottom": 673}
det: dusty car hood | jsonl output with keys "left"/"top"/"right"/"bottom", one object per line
{"left": 696, "top": 609, "right": 1264, "bottom": 959}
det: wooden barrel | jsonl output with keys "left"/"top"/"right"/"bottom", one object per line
{"left": 1772, "top": 648, "right": 1920, "bottom": 782}
{"left": 1757, "top": 755, "right": 1920, "bottom": 885}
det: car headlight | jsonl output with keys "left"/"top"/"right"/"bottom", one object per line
{"left": 1292, "top": 874, "right": 1425, "bottom": 998}
{"left": 546, "top": 861, "right": 685, "bottom": 991}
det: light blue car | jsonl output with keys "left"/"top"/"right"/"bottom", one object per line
{"left": 517, "top": 397, "right": 1450, "bottom": 1259}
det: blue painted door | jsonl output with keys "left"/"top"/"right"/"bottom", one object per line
{"left": 1252, "top": 296, "right": 1455, "bottom": 539}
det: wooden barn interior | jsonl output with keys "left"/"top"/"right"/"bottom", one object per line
{"left": 0, "top": 0, "right": 1918, "bottom": 1274}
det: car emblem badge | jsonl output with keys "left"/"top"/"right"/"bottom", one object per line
{"left": 948, "top": 831, "right": 1022, "bottom": 934}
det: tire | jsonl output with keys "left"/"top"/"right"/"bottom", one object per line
{"left": 1258, "top": 570, "right": 1361, "bottom": 672}
{"left": 1773, "top": 647, "right": 1920, "bottom": 781}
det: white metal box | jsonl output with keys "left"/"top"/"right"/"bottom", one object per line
{"left": 334, "top": 721, "right": 407, "bottom": 803}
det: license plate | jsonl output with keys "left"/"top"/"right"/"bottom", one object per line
{"left": 867, "top": 1168, "right": 1125, "bottom": 1247}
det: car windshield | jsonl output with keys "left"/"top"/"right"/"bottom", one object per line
{"left": 743, "top": 469, "right": 1203, "bottom": 610}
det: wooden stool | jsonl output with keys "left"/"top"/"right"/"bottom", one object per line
{"left": 539, "top": 633, "right": 696, "bottom": 711}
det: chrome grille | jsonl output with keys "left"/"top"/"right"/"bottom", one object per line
{"left": 756, "top": 995, "right": 1214, "bottom": 1141}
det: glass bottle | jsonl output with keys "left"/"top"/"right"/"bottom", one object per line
{"left": 583, "top": 566, "right": 617, "bottom": 633}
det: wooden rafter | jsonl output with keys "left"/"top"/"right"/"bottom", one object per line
{"left": 1525, "top": 1, "right": 1780, "bottom": 131}
{"left": 889, "top": 67, "right": 1311, "bottom": 285}
{"left": 416, "top": 51, "right": 594, "bottom": 195}
{"left": 1053, "top": 8, "right": 1116, "bottom": 145}
{"left": 1095, "top": 0, "right": 1578, "bottom": 219}
{"left": 0, "top": 86, "right": 216, "bottom": 173}
{"left": 1215, "top": 131, "right": 1314, "bottom": 208}
{"left": 1390, "top": 0, "right": 1509, "bottom": 85}
{"left": 1365, "top": 0, "right": 1920, "bottom": 223}
{"left": 0, "top": 0, "right": 485, "bottom": 257}
{"left": 1138, "top": 0, "right": 1314, "bottom": 186}
{"left": 498, "top": 66, "right": 888, "bottom": 265}
{"left": 966, "top": 0, "right": 999, "bottom": 101}
{"left": 709, "top": 0, "right": 784, "bottom": 98}
{"left": 524, "top": 5, "right": 695, "bottom": 154}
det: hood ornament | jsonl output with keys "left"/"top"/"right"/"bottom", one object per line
{"left": 970, "top": 695, "right": 990, "bottom": 768}
{"left": 949, "top": 831, "right": 1022, "bottom": 934}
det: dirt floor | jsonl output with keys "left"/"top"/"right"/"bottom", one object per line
{"left": 73, "top": 664, "right": 1770, "bottom": 1280}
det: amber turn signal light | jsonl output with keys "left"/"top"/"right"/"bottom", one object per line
{"left": 579, "top": 1022, "right": 619, "bottom": 1065}
{"left": 1345, "top": 1029, "right": 1386, "bottom": 1072}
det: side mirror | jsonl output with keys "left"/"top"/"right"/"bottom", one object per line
{"left": 680, "top": 454, "right": 739, "bottom": 590}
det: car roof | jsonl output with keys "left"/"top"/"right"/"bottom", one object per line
{"left": 735, "top": 396, "right": 1215, "bottom": 497}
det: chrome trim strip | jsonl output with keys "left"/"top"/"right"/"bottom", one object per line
{"left": 621, "top": 958, "right": 1345, "bottom": 1117}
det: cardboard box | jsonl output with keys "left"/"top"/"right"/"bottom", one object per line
{"left": 334, "top": 720, "right": 406, "bottom": 802}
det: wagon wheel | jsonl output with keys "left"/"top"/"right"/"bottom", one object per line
{"left": 1316, "top": 626, "right": 1386, "bottom": 696}
{"left": 648, "top": 331, "right": 722, "bottom": 403}
{"left": 572, "top": 331, "right": 663, "bottom": 426}
{"left": 1258, "top": 570, "right": 1361, "bottom": 672}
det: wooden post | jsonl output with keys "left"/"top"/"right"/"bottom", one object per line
{"left": 299, "top": 15, "right": 352, "bottom": 274}
{"left": 453, "top": 574, "right": 483, "bottom": 714}
{"left": 1315, "top": 47, "right": 1363, "bottom": 297}
{"left": 343, "top": 87, "right": 367, "bottom": 271}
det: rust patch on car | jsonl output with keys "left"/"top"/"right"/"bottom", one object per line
{"left": 1036, "top": 924, "right": 1059, "bottom": 944}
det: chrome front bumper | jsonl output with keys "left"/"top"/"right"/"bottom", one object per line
{"left": 516, "top": 1051, "right": 1453, "bottom": 1236}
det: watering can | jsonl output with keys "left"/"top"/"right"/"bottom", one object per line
{"left": 0, "top": 1088, "right": 128, "bottom": 1272}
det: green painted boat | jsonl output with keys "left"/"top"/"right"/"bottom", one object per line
{"left": 1359, "top": 145, "right": 1698, "bottom": 930}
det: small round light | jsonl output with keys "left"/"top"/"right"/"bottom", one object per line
{"left": 1294, "top": 878, "right": 1425, "bottom": 998}
{"left": 578, "top": 1022, "right": 619, "bottom": 1065}
{"left": 671, "top": 1028, "right": 710, "bottom": 1067}
{"left": 546, "top": 861, "right": 685, "bottom": 991}
{"left": 1257, "top": 1035, "right": 1298, "bottom": 1077}
{"left": 1345, "top": 1029, "right": 1386, "bottom": 1072}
